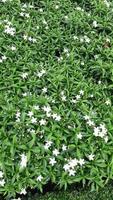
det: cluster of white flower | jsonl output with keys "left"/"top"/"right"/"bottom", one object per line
{"left": 4, "top": 21, "right": 16, "bottom": 36}
{"left": 64, "top": 48, "right": 70, "bottom": 57}
{"left": 15, "top": 111, "right": 21, "bottom": 122}
{"left": 20, "top": 5, "right": 30, "bottom": 18}
{"left": 84, "top": 115, "right": 108, "bottom": 142}
{"left": 84, "top": 115, "right": 95, "bottom": 127}
{"left": 20, "top": 154, "right": 27, "bottom": 168}
{"left": 93, "top": 124, "right": 108, "bottom": 142}
{"left": 37, "top": 69, "right": 46, "bottom": 78}
{"left": 52, "top": 113, "right": 61, "bottom": 121}
{"left": 44, "top": 140, "right": 53, "bottom": 150}
{"left": 80, "top": 35, "right": 90, "bottom": 43}
{"left": 0, "top": 171, "right": 5, "bottom": 187}
{"left": 71, "top": 90, "right": 84, "bottom": 104}
{"left": 23, "top": 34, "right": 36, "bottom": 43}
{"left": 63, "top": 158, "right": 85, "bottom": 176}
{"left": 76, "top": 6, "right": 84, "bottom": 12}
{"left": 61, "top": 91, "right": 67, "bottom": 102}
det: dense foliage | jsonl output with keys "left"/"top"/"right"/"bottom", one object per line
{"left": 0, "top": 0, "right": 113, "bottom": 199}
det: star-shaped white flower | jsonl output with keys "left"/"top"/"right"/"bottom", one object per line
{"left": 53, "top": 149, "right": 60, "bottom": 156}
{"left": 31, "top": 117, "right": 37, "bottom": 124}
{"left": 77, "top": 133, "right": 83, "bottom": 139}
{"left": 69, "top": 169, "right": 76, "bottom": 176}
{"left": 62, "top": 145, "right": 67, "bottom": 151}
{"left": 20, "top": 188, "right": 27, "bottom": 195}
{"left": 49, "top": 158, "right": 56, "bottom": 166}
{"left": 88, "top": 154, "right": 95, "bottom": 161}
{"left": 39, "top": 119, "right": 47, "bottom": 126}
{"left": 78, "top": 158, "right": 85, "bottom": 166}
{"left": 37, "top": 175, "right": 43, "bottom": 182}
{"left": 27, "top": 111, "right": 33, "bottom": 117}
{"left": 21, "top": 72, "right": 28, "bottom": 79}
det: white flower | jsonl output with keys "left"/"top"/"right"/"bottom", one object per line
{"left": 61, "top": 95, "right": 66, "bottom": 101}
{"left": 64, "top": 48, "right": 69, "bottom": 53}
{"left": 0, "top": 171, "right": 3, "bottom": 178}
{"left": 1, "top": 0, "right": 7, "bottom": 2}
{"left": 37, "top": 175, "right": 43, "bottom": 182}
{"left": 78, "top": 158, "right": 85, "bottom": 166}
{"left": 53, "top": 149, "right": 60, "bottom": 156}
{"left": 76, "top": 95, "right": 81, "bottom": 100}
{"left": 104, "top": 0, "right": 110, "bottom": 7}
{"left": 4, "top": 25, "right": 16, "bottom": 36}
{"left": 73, "top": 36, "right": 78, "bottom": 40}
{"left": 31, "top": 117, "right": 37, "bottom": 124}
{"left": 16, "top": 111, "right": 21, "bottom": 118}
{"left": 2, "top": 55, "right": 7, "bottom": 60}
{"left": 68, "top": 169, "right": 76, "bottom": 176}
{"left": 84, "top": 115, "right": 90, "bottom": 120}
{"left": 20, "top": 188, "right": 27, "bottom": 195}
{"left": 84, "top": 36, "right": 90, "bottom": 43}
{"left": 105, "top": 99, "right": 111, "bottom": 105}
{"left": 25, "top": 13, "right": 30, "bottom": 18}
{"left": 39, "top": 119, "right": 47, "bottom": 126}
{"left": 62, "top": 145, "right": 67, "bottom": 151}
{"left": 71, "top": 99, "right": 77, "bottom": 104}
{"left": 77, "top": 133, "right": 83, "bottom": 139}
{"left": 104, "top": 136, "right": 108, "bottom": 143}
{"left": 20, "top": 154, "right": 27, "bottom": 168}
{"left": 42, "top": 105, "right": 51, "bottom": 113}
{"left": 10, "top": 45, "right": 16, "bottom": 51}
{"left": 88, "top": 154, "right": 95, "bottom": 161}
{"left": 21, "top": 72, "right": 28, "bottom": 79}
{"left": 69, "top": 158, "right": 78, "bottom": 168}
{"left": 87, "top": 120, "right": 95, "bottom": 126}
{"left": 20, "top": 12, "right": 24, "bottom": 17}
{"left": 28, "top": 36, "right": 32, "bottom": 42}
{"left": 22, "top": 92, "right": 27, "bottom": 97}
{"left": 63, "top": 164, "right": 70, "bottom": 171}
{"left": 49, "top": 158, "right": 56, "bottom": 166}
{"left": 55, "top": 5, "right": 59, "bottom": 9}
{"left": 34, "top": 105, "right": 40, "bottom": 110}
{"left": 81, "top": 61, "right": 84, "bottom": 66}
{"left": 44, "top": 141, "right": 53, "bottom": 150}
{"left": 43, "top": 19, "right": 47, "bottom": 25}
{"left": 42, "top": 87, "right": 47, "bottom": 93}
{"left": 93, "top": 127, "right": 100, "bottom": 136}
{"left": 79, "top": 90, "right": 84, "bottom": 95}
{"left": 39, "top": 8, "right": 43, "bottom": 12}
{"left": 27, "top": 111, "right": 33, "bottom": 117}
{"left": 80, "top": 38, "right": 84, "bottom": 43}
{"left": 93, "top": 21, "right": 98, "bottom": 28}
{"left": 0, "top": 179, "right": 5, "bottom": 186}
{"left": 23, "top": 34, "right": 28, "bottom": 40}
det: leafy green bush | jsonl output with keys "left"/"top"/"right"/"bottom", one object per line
{"left": 0, "top": 0, "right": 113, "bottom": 199}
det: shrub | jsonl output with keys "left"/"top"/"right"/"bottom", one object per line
{"left": 0, "top": 0, "right": 113, "bottom": 199}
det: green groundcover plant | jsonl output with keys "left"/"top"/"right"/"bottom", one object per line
{"left": 0, "top": 0, "right": 113, "bottom": 199}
